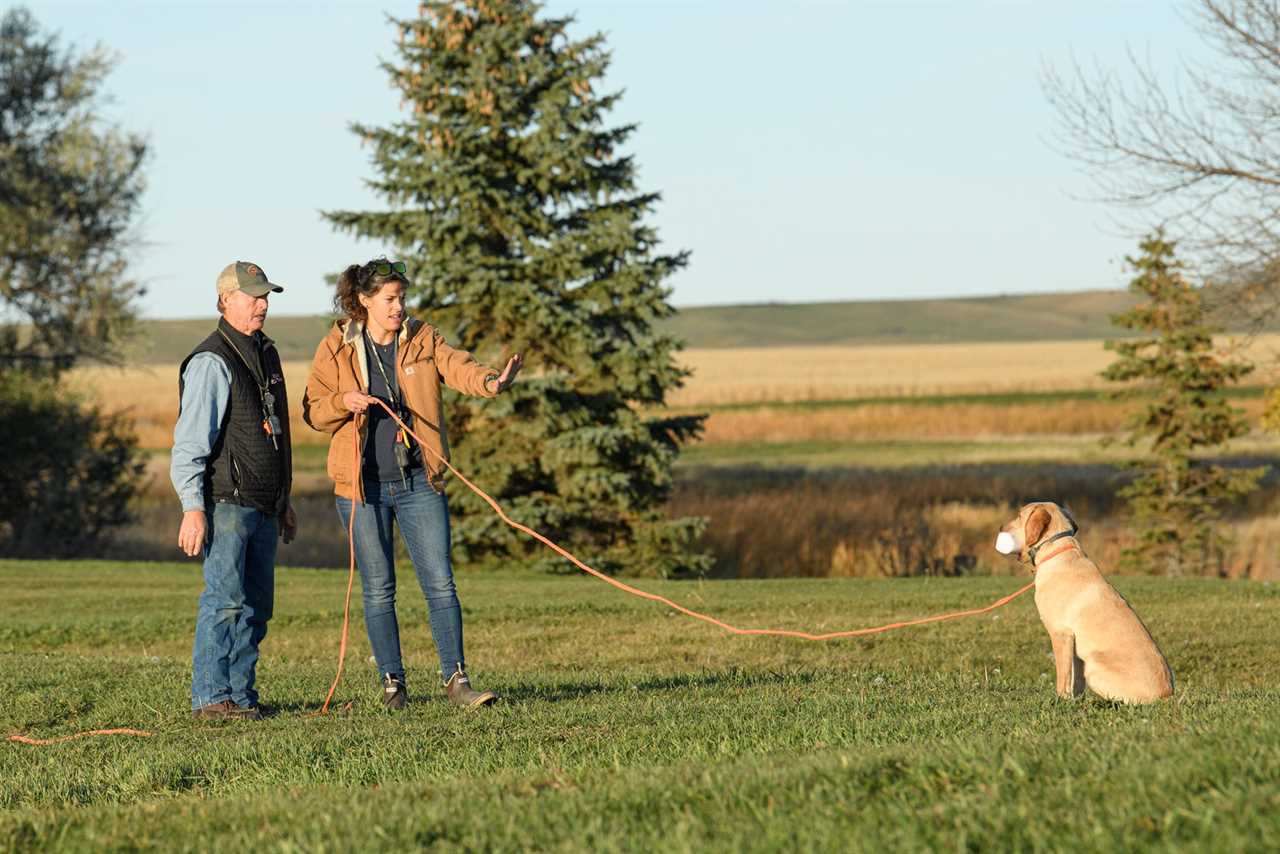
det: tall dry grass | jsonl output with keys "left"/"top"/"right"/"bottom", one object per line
{"left": 670, "top": 465, "right": 1280, "bottom": 581}
{"left": 697, "top": 400, "right": 1128, "bottom": 443}
{"left": 70, "top": 335, "right": 1280, "bottom": 449}
{"left": 69, "top": 361, "right": 326, "bottom": 449}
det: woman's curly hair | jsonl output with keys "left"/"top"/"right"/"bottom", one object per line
{"left": 333, "top": 258, "right": 409, "bottom": 322}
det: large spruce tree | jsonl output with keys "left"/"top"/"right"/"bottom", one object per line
{"left": 1103, "top": 232, "right": 1265, "bottom": 576}
{"left": 326, "top": 0, "right": 708, "bottom": 576}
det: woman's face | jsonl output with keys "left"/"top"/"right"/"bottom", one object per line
{"left": 359, "top": 279, "right": 407, "bottom": 333}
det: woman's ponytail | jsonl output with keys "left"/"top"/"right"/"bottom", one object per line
{"left": 334, "top": 264, "right": 365, "bottom": 321}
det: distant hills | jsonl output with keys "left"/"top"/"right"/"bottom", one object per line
{"left": 127, "top": 290, "right": 1155, "bottom": 364}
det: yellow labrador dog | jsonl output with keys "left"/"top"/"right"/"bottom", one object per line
{"left": 995, "top": 502, "right": 1174, "bottom": 703}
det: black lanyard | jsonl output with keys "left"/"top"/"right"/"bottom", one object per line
{"left": 365, "top": 330, "right": 401, "bottom": 410}
{"left": 218, "top": 328, "right": 281, "bottom": 448}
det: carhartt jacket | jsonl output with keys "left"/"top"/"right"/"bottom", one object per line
{"left": 302, "top": 317, "right": 498, "bottom": 501}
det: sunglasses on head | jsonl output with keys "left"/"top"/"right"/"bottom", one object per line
{"left": 364, "top": 259, "right": 407, "bottom": 279}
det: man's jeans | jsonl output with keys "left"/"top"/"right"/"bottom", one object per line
{"left": 336, "top": 471, "right": 465, "bottom": 685}
{"left": 191, "top": 502, "right": 277, "bottom": 710}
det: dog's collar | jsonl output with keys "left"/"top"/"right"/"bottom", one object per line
{"left": 1028, "top": 526, "right": 1077, "bottom": 565}
{"left": 1029, "top": 535, "right": 1080, "bottom": 568}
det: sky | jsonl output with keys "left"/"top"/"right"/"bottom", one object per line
{"left": 27, "top": 1, "right": 1208, "bottom": 319}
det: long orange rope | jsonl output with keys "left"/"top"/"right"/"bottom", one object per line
{"left": 7, "top": 728, "right": 152, "bottom": 745}
{"left": 8, "top": 397, "right": 1037, "bottom": 742}
{"left": 363, "top": 398, "right": 1035, "bottom": 640}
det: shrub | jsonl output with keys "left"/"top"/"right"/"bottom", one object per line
{"left": 0, "top": 370, "right": 146, "bottom": 557}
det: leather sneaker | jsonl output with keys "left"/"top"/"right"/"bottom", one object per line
{"left": 444, "top": 667, "right": 498, "bottom": 708}
{"left": 382, "top": 673, "right": 408, "bottom": 709}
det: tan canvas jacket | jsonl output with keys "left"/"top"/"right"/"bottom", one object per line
{"left": 303, "top": 317, "right": 499, "bottom": 501}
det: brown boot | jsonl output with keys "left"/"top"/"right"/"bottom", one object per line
{"left": 444, "top": 667, "right": 498, "bottom": 708}
{"left": 192, "top": 700, "right": 239, "bottom": 720}
{"left": 193, "top": 700, "right": 263, "bottom": 720}
{"left": 382, "top": 673, "right": 408, "bottom": 710}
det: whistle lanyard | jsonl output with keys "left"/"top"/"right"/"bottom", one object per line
{"left": 365, "top": 331, "right": 401, "bottom": 410}
{"left": 218, "top": 329, "right": 281, "bottom": 449}
{"left": 365, "top": 331, "right": 414, "bottom": 462}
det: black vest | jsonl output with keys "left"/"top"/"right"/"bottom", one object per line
{"left": 178, "top": 318, "right": 292, "bottom": 517}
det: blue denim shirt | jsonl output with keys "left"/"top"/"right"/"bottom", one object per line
{"left": 170, "top": 352, "right": 232, "bottom": 512}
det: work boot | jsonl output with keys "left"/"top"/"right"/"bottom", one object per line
{"left": 382, "top": 673, "right": 408, "bottom": 709}
{"left": 444, "top": 667, "right": 498, "bottom": 708}
{"left": 229, "top": 704, "right": 263, "bottom": 721}
{"left": 192, "top": 699, "right": 239, "bottom": 720}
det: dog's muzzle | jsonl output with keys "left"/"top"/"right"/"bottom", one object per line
{"left": 994, "top": 532, "right": 1017, "bottom": 555}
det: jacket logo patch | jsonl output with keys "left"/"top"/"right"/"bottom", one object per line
{"left": 270, "top": 373, "right": 283, "bottom": 384}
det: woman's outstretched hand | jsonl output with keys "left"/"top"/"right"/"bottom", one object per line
{"left": 490, "top": 353, "right": 523, "bottom": 392}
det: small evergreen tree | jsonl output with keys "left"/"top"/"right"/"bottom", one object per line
{"left": 326, "top": 0, "right": 708, "bottom": 576}
{"left": 1103, "top": 232, "right": 1265, "bottom": 576}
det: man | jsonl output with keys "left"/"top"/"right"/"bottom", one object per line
{"left": 170, "top": 261, "right": 298, "bottom": 720}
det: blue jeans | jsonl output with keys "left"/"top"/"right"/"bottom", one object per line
{"left": 191, "top": 501, "right": 277, "bottom": 710}
{"left": 336, "top": 471, "right": 465, "bottom": 685}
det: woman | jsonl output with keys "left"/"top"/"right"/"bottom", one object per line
{"left": 303, "top": 258, "right": 522, "bottom": 709}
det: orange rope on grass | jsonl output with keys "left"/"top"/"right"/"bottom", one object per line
{"left": 7, "top": 728, "right": 152, "bottom": 745}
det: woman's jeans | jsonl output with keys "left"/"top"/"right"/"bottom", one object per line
{"left": 191, "top": 501, "right": 277, "bottom": 710}
{"left": 336, "top": 471, "right": 465, "bottom": 685}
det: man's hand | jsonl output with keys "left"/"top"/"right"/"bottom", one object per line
{"left": 342, "top": 391, "right": 377, "bottom": 413}
{"left": 178, "top": 510, "right": 208, "bottom": 557}
{"left": 281, "top": 505, "right": 298, "bottom": 544}
{"left": 488, "top": 353, "right": 523, "bottom": 393}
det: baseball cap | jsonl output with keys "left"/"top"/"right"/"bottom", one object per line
{"left": 216, "top": 261, "right": 284, "bottom": 297}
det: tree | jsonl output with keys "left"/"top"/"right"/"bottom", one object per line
{"left": 0, "top": 7, "right": 147, "bottom": 374}
{"left": 326, "top": 0, "right": 709, "bottom": 576}
{"left": 1043, "top": 1, "right": 1280, "bottom": 322}
{"left": 1103, "top": 232, "right": 1265, "bottom": 576}
{"left": 0, "top": 8, "right": 146, "bottom": 556}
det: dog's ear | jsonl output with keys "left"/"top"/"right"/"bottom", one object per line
{"left": 1024, "top": 506, "right": 1051, "bottom": 547}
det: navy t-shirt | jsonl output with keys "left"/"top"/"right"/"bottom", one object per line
{"left": 363, "top": 334, "right": 421, "bottom": 481}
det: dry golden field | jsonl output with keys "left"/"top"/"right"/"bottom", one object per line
{"left": 668, "top": 335, "right": 1280, "bottom": 405}
{"left": 69, "top": 335, "right": 1280, "bottom": 450}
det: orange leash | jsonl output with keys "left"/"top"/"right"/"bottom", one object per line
{"left": 7, "top": 728, "right": 152, "bottom": 745}
{"left": 312, "top": 413, "right": 363, "bottom": 716}
{"left": 365, "top": 399, "right": 1036, "bottom": 641}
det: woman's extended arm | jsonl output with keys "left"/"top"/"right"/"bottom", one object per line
{"left": 433, "top": 329, "right": 521, "bottom": 397}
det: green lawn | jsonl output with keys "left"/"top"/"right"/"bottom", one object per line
{"left": 2, "top": 561, "right": 1277, "bottom": 850}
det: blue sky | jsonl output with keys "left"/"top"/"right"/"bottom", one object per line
{"left": 30, "top": 1, "right": 1204, "bottom": 318}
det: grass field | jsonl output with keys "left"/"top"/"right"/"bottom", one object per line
{"left": 2, "top": 561, "right": 1278, "bottom": 851}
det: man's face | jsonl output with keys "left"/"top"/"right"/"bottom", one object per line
{"left": 223, "top": 288, "right": 269, "bottom": 335}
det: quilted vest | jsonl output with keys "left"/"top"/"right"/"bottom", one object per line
{"left": 178, "top": 318, "right": 292, "bottom": 517}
